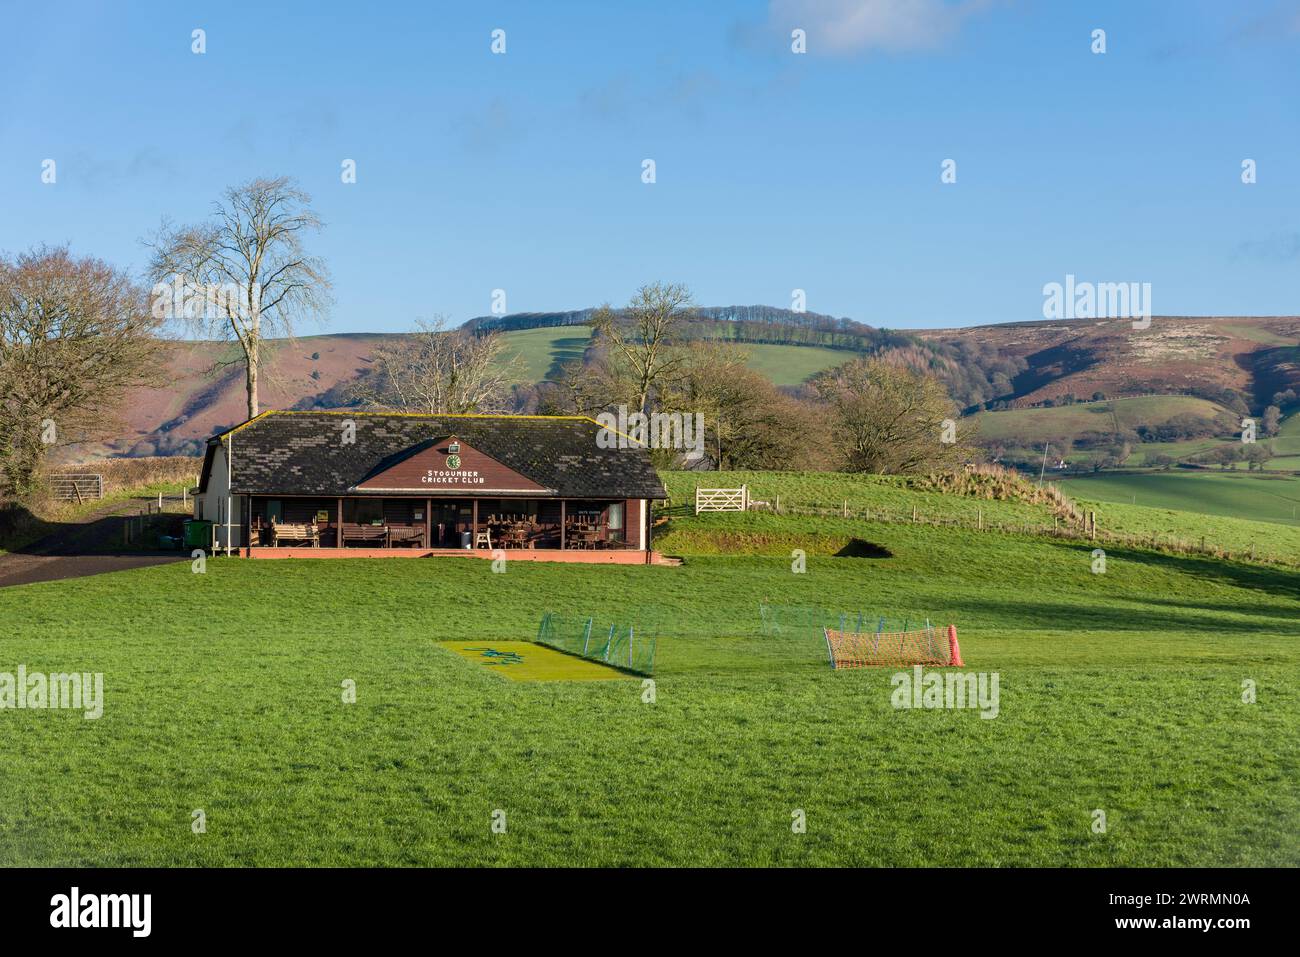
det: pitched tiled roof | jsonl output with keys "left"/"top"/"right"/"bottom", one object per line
{"left": 206, "top": 411, "right": 667, "bottom": 499}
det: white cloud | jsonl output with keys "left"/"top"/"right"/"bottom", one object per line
{"left": 772, "top": 0, "right": 993, "bottom": 55}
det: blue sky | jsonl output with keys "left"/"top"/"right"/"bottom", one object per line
{"left": 2, "top": 0, "right": 1299, "bottom": 332}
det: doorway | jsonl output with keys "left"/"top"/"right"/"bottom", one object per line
{"left": 428, "top": 501, "right": 472, "bottom": 546}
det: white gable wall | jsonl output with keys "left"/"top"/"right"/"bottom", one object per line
{"left": 199, "top": 441, "right": 243, "bottom": 550}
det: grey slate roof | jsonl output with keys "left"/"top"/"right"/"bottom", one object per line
{"left": 204, "top": 411, "right": 667, "bottom": 499}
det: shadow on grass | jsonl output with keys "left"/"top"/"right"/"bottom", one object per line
{"left": 958, "top": 595, "right": 1295, "bottom": 636}
{"left": 1061, "top": 539, "right": 1300, "bottom": 602}
{"left": 543, "top": 336, "right": 593, "bottom": 380}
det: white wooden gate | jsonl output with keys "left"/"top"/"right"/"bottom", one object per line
{"left": 695, "top": 484, "right": 748, "bottom": 515}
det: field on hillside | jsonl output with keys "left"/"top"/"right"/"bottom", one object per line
{"left": 1268, "top": 412, "right": 1300, "bottom": 470}
{"left": 662, "top": 468, "right": 1300, "bottom": 563}
{"left": 496, "top": 326, "right": 593, "bottom": 383}
{"left": 731, "top": 343, "right": 852, "bottom": 385}
{"left": 1, "top": 475, "right": 1296, "bottom": 867}
{"left": 974, "top": 395, "right": 1233, "bottom": 444}
{"left": 493, "top": 326, "right": 851, "bottom": 386}
{"left": 661, "top": 470, "right": 1057, "bottom": 526}
{"left": 1060, "top": 471, "right": 1300, "bottom": 529}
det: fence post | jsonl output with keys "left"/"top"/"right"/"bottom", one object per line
{"left": 843, "top": 500, "right": 848, "bottom": 518}
{"left": 912, "top": 505, "right": 918, "bottom": 523}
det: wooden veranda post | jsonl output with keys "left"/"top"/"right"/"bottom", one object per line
{"left": 337, "top": 497, "right": 344, "bottom": 548}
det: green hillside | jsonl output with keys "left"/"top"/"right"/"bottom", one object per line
{"left": 664, "top": 469, "right": 1300, "bottom": 563}
{"left": 735, "top": 343, "right": 853, "bottom": 385}
{"left": 1268, "top": 412, "right": 1300, "bottom": 470}
{"left": 1058, "top": 471, "right": 1300, "bottom": 528}
{"left": 497, "top": 326, "right": 593, "bottom": 383}
{"left": 494, "top": 325, "right": 851, "bottom": 386}
{"left": 974, "top": 395, "right": 1232, "bottom": 444}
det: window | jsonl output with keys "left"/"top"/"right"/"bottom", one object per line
{"left": 607, "top": 502, "right": 623, "bottom": 531}
{"left": 266, "top": 499, "right": 282, "bottom": 523}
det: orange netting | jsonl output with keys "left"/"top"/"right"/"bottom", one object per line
{"left": 824, "top": 625, "right": 960, "bottom": 668}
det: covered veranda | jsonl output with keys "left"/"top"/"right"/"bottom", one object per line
{"left": 244, "top": 495, "right": 636, "bottom": 552}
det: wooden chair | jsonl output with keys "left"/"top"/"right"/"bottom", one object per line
{"left": 474, "top": 529, "right": 492, "bottom": 549}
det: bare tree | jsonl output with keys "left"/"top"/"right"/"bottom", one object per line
{"left": 350, "top": 317, "right": 523, "bottom": 414}
{"left": 813, "top": 356, "right": 970, "bottom": 474}
{"left": 554, "top": 346, "right": 630, "bottom": 418}
{"left": 590, "top": 282, "right": 694, "bottom": 414}
{"left": 0, "top": 246, "right": 162, "bottom": 498}
{"left": 661, "top": 342, "right": 833, "bottom": 470}
{"left": 146, "top": 177, "right": 332, "bottom": 418}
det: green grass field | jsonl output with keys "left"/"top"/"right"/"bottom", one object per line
{"left": 731, "top": 343, "right": 855, "bottom": 385}
{"left": 496, "top": 326, "right": 594, "bottom": 383}
{"left": 1, "top": 473, "right": 1296, "bottom": 867}
{"left": 1123, "top": 437, "right": 1229, "bottom": 466}
{"left": 494, "top": 325, "right": 852, "bottom": 387}
{"left": 975, "top": 396, "right": 1232, "bottom": 444}
{"left": 1059, "top": 471, "right": 1300, "bottom": 529}
{"left": 1263, "top": 410, "right": 1300, "bottom": 470}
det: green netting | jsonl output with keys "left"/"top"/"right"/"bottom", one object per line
{"left": 759, "top": 604, "right": 932, "bottom": 640}
{"left": 536, "top": 612, "right": 657, "bottom": 676}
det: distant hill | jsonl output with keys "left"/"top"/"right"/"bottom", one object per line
{"left": 975, "top": 395, "right": 1237, "bottom": 445}
{"left": 917, "top": 315, "right": 1300, "bottom": 409}
{"left": 69, "top": 310, "right": 1300, "bottom": 459}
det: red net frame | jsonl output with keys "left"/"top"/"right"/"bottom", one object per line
{"left": 824, "top": 624, "right": 964, "bottom": 669}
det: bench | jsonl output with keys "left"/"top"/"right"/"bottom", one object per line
{"left": 343, "top": 525, "right": 390, "bottom": 548}
{"left": 389, "top": 526, "right": 426, "bottom": 548}
{"left": 271, "top": 522, "right": 319, "bottom": 547}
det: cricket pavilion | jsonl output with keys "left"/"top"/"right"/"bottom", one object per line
{"left": 193, "top": 411, "right": 670, "bottom": 564}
